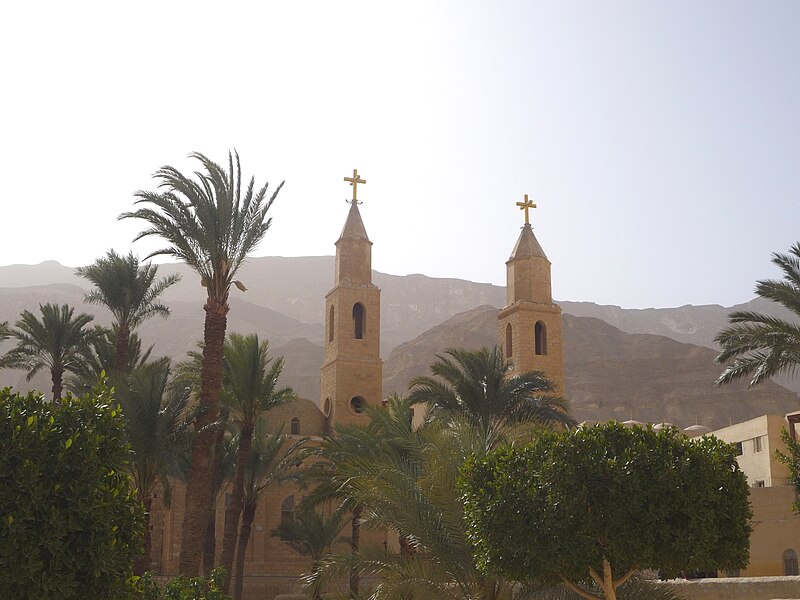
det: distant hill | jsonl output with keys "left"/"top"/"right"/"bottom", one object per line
{"left": 2, "top": 258, "right": 799, "bottom": 430}
{"left": 383, "top": 306, "right": 800, "bottom": 431}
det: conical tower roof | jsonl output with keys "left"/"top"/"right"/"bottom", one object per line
{"left": 508, "top": 223, "right": 547, "bottom": 261}
{"left": 338, "top": 202, "right": 370, "bottom": 242}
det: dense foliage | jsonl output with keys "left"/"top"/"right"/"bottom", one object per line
{"left": 776, "top": 427, "right": 800, "bottom": 513}
{"left": 461, "top": 422, "right": 751, "bottom": 600}
{"left": 131, "top": 568, "right": 231, "bottom": 600}
{"left": 0, "top": 385, "right": 144, "bottom": 599}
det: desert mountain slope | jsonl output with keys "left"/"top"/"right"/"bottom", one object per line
{"left": 0, "top": 258, "right": 505, "bottom": 354}
{"left": 383, "top": 306, "right": 800, "bottom": 431}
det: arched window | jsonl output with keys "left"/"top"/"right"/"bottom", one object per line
{"left": 281, "top": 495, "right": 295, "bottom": 527}
{"left": 328, "top": 306, "right": 335, "bottom": 343}
{"left": 350, "top": 396, "right": 365, "bottom": 414}
{"left": 784, "top": 549, "right": 798, "bottom": 576}
{"left": 290, "top": 417, "right": 299, "bottom": 435}
{"left": 323, "top": 398, "right": 333, "bottom": 436}
{"left": 353, "top": 303, "right": 365, "bottom": 339}
{"left": 505, "top": 323, "right": 513, "bottom": 358}
{"left": 535, "top": 321, "right": 547, "bottom": 356}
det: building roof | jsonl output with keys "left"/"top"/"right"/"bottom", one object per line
{"left": 338, "top": 201, "right": 370, "bottom": 242}
{"left": 508, "top": 223, "right": 548, "bottom": 261}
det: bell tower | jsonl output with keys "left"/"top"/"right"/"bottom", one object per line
{"left": 498, "top": 195, "right": 565, "bottom": 394}
{"left": 320, "top": 169, "right": 383, "bottom": 427}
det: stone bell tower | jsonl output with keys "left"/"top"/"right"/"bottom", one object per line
{"left": 320, "top": 169, "right": 383, "bottom": 428}
{"left": 498, "top": 195, "right": 565, "bottom": 394}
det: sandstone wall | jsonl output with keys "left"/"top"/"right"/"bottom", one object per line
{"left": 663, "top": 576, "right": 800, "bottom": 600}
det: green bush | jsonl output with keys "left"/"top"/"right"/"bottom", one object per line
{"left": 0, "top": 385, "right": 145, "bottom": 599}
{"left": 129, "top": 569, "right": 232, "bottom": 600}
{"left": 461, "top": 422, "right": 751, "bottom": 599}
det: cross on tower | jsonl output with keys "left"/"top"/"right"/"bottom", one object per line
{"left": 516, "top": 194, "right": 537, "bottom": 225}
{"left": 344, "top": 169, "right": 366, "bottom": 204}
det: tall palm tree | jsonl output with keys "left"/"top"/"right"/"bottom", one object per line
{"left": 716, "top": 243, "right": 800, "bottom": 386}
{"left": 272, "top": 503, "right": 348, "bottom": 600}
{"left": 76, "top": 250, "right": 180, "bottom": 374}
{"left": 407, "top": 346, "right": 574, "bottom": 438}
{"left": 116, "top": 358, "right": 192, "bottom": 573}
{"left": 218, "top": 333, "right": 295, "bottom": 592}
{"left": 121, "top": 151, "right": 283, "bottom": 575}
{"left": 233, "top": 420, "right": 307, "bottom": 600}
{"left": 0, "top": 303, "right": 96, "bottom": 400}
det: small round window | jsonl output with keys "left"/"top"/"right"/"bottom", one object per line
{"left": 350, "top": 396, "right": 365, "bottom": 414}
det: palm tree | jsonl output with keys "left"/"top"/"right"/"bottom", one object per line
{"left": 116, "top": 358, "right": 192, "bottom": 573}
{"left": 407, "top": 346, "right": 574, "bottom": 439}
{"left": 218, "top": 333, "right": 295, "bottom": 592}
{"left": 65, "top": 328, "right": 154, "bottom": 395}
{"left": 121, "top": 151, "right": 283, "bottom": 575}
{"left": 716, "top": 243, "right": 800, "bottom": 386}
{"left": 0, "top": 303, "right": 96, "bottom": 400}
{"left": 272, "top": 503, "right": 348, "bottom": 600}
{"left": 233, "top": 420, "right": 307, "bottom": 600}
{"left": 303, "top": 394, "right": 421, "bottom": 598}
{"left": 307, "top": 400, "right": 514, "bottom": 600}
{"left": 76, "top": 250, "right": 180, "bottom": 374}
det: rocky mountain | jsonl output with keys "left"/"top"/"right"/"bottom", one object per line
{"left": 2, "top": 258, "right": 799, "bottom": 430}
{"left": 0, "top": 258, "right": 505, "bottom": 355}
{"left": 383, "top": 306, "right": 800, "bottom": 431}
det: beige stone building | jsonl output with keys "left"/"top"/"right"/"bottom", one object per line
{"left": 150, "top": 187, "right": 567, "bottom": 599}
{"left": 707, "top": 413, "right": 800, "bottom": 577}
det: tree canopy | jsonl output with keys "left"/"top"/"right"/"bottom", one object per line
{"left": 0, "top": 385, "right": 144, "bottom": 599}
{"left": 461, "top": 422, "right": 752, "bottom": 600}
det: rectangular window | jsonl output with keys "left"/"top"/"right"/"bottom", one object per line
{"left": 753, "top": 436, "right": 763, "bottom": 453}
{"left": 753, "top": 480, "right": 765, "bottom": 488}
{"left": 735, "top": 442, "right": 744, "bottom": 456}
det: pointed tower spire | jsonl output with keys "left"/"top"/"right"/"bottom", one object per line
{"left": 498, "top": 195, "right": 565, "bottom": 394}
{"left": 321, "top": 169, "right": 383, "bottom": 427}
{"left": 335, "top": 170, "right": 373, "bottom": 285}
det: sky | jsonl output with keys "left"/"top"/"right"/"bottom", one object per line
{"left": 2, "top": 1, "right": 799, "bottom": 309}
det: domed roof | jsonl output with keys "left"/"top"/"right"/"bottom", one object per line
{"left": 684, "top": 424, "right": 711, "bottom": 437}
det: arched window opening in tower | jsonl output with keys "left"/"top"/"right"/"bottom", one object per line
{"left": 535, "top": 321, "right": 548, "bottom": 356}
{"left": 784, "top": 549, "right": 798, "bottom": 576}
{"left": 353, "top": 302, "right": 365, "bottom": 339}
{"left": 350, "top": 396, "right": 365, "bottom": 414}
{"left": 281, "top": 495, "right": 295, "bottom": 526}
{"left": 505, "top": 323, "right": 513, "bottom": 358}
{"left": 290, "top": 417, "right": 300, "bottom": 435}
{"left": 328, "top": 306, "right": 335, "bottom": 343}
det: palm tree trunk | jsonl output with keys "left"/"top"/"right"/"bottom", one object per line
{"left": 203, "top": 412, "right": 229, "bottom": 576}
{"left": 178, "top": 299, "right": 229, "bottom": 576}
{"left": 202, "top": 509, "right": 217, "bottom": 576}
{"left": 134, "top": 495, "right": 153, "bottom": 575}
{"left": 220, "top": 421, "right": 254, "bottom": 593}
{"left": 350, "top": 504, "right": 362, "bottom": 598}
{"left": 115, "top": 323, "right": 130, "bottom": 375}
{"left": 51, "top": 365, "right": 63, "bottom": 401}
{"left": 233, "top": 502, "right": 256, "bottom": 600}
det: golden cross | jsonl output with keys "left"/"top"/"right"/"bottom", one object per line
{"left": 344, "top": 169, "right": 366, "bottom": 204}
{"left": 516, "top": 194, "right": 537, "bottom": 224}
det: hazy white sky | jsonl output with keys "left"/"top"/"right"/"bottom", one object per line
{"left": 2, "top": 1, "right": 799, "bottom": 309}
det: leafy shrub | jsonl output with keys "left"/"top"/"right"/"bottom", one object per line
{"left": 0, "top": 385, "right": 145, "bottom": 599}
{"left": 129, "top": 569, "right": 232, "bottom": 600}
